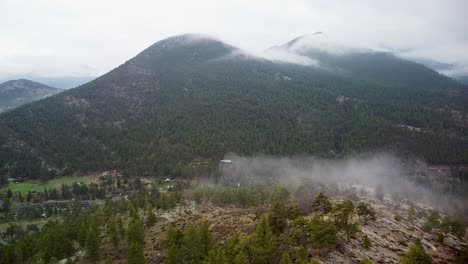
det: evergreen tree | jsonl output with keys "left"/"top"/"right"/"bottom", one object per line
{"left": 85, "top": 224, "right": 100, "bottom": 262}
{"left": 270, "top": 202, "right": 288, "bottom": 234}
{"left": 78, "top": 221, "right": 89, "bottom": 247}
{"left": 333, "top": 200, "right": 354, "bottom": 229}
{"left": 363, "top": 235, "right": 372, "bottom": 248}
{"left": 106, "top": 217, "right": 119, "bottom": 246}
{"left": 127, "top": 242, "right": 146, "bottom": 264}
{"left": 280, "top": 251, "right": 292, "bottom": 264}
{"left": 307, "top": 216, "right": 338, "bottom": 252}
{"left": 147, "top": 210, "right": 157, "bottom": 227}
{"left": 356, "top": 202, "right": 376, "bottom": 224}
{"left": 181, "top": 225, "right": 203, "bottom": 263}
{"left": 165, "top": 244, "right": 182, "bottom": 264}
{"left": 117, "top": 216, "right": 125, "bottom": 238}
{"left": 234, "top": 251, "right": 249, "bottom": 264}
{"left": 203, "top": 248, "right": 227, "bottom": 264}
{"left": 400, "top": 239, "right": 433, "bottom": 264}
{"left": 249, "top": 214, "right": 276, "bottom": 264}
{"left": 128, "top": 217, "right": 144, "bottom": 245}
{"left": 294, "top": 245, "right": 308, "bottom": 264}
{"left": 312, "top": 193, "right": 332, "bottom": 216}
{"left": 198, "top": 222, "right": 214, "bottom": 256}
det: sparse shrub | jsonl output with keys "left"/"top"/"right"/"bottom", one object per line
{"left": 421, "top": 221, "right": 433, "bottom": 233}
{"left": 440, "top": 216, "right": 465, "bottom": 238}
{"left": 437, "top": 233, "right": 444, "bottom": 244}
{"left": 360, "top": 258, "right": 373, "bottom": 264}
{"left": 357, "top": 202, "right": 376, "bottom": 224}
{"left": 395, "top": 213, "right": 403, "bottom": 221}
{"left": 427, "top": 211, "right": 440, "bottom": 228}
{"left": 279, "top": 251, "right": 292, "bottom": 264}
{"left": 309, "top": 259, "right": 321, "bottom": 264}
{"left": 454, "top": 246, "right": 468, "bottom": 264}
{"left": 147, "top": 210, "right": 157, "bottom": 227}
{"left": 400, "top": 239, "right": 433, "bottom": 264}
{"left": 363, "top": 235, "right": 372, "bottom": 248}
{"left": 416, "top": 209, "right": 427, "bottom": 219}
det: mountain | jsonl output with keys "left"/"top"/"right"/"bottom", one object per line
{"left": 274, "top": 34, "right": 464, "bottom": 89}
{"left": 454, "top": 75, "right": 468, "bottom": 86}
{"left": 0, "top": 79, "right": 61, "bottom": 112}
{"left": 0, "top": 34, "right": 467, "bottom": 180}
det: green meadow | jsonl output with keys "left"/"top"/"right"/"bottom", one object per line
{"left": 0, "top": 176, "right": 90, "bottom": 194}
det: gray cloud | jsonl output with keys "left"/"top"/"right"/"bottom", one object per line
{"left": 0, "top": 0, "right": 467, "bottom": 79}
{"left": 220, "top": 153, "right": 468, "bottom": 215}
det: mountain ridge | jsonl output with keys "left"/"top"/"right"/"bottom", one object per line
{"left": 0, "top": 34, "right": 467, "bottom": 180}
{"left": 0, "top": 79, "right": 61, "bottom": 113}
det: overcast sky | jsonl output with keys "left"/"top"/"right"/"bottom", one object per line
{"left": 1, "top": 0, "right": 467, "bottom": 80}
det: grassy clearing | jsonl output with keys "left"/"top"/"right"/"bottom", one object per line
{"left": 0, "top": 176, "right": 90, "bottom": 194}
{"left": 0, "top": 217, "right": 60, "bottom": 232}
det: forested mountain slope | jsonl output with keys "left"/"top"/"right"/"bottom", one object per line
{"left": 0, "top": 79, "right": 61, "bottom": 112}
{"left": 0, "top": 34, "right": 467, "bottom": 179}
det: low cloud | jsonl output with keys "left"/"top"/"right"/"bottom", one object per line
{"left": 219, "top": 152, "right": 468, "bottom": 216}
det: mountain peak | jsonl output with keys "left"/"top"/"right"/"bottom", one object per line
{"left": 0, "top": 79, "right": 60, "bottom": 112}
{"left": 125, "top": 33, "right": 237, "bottom": 68}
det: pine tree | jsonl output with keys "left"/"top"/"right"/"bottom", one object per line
{"left": 128, "top": 217, "right": 144, "bottom": 245}
{"left": 312, "top": 193, "right": 332, "bottom": 216}
{"left": 280, "top": 252, "right": 292, "bottom": 264}
{"left": 117, "top": 216, "right": 125, "bottom": 238}
{"left": 181, "top": 225, "right": 203, "bottom": 263}
{"left": 78, "top": 221, "right": 89, "bottom": 247}
{"left": 270, "top": 202, "right": 288, "bottom": 234}
{"left": 85, "top": 224, "right": 100, "bottom": 262}
{"left": 307, "top": 216, "right": 338, "bottom": 252}
{"left": 249, "top": 214, "right": 276, "bottom": 264}
{"left": 203, "top": 248, "right": 227, "bottom": 264}
{"left": 147, "top": 210, "right": 157, "bottom": 227}
{"left": 234, "top": 251, "right": 249, "bottom": 264}
{"left": 198, "top": 222, "right": 214, "bottom": 256}
{"left": 356, "top": 202, "right": 376, "bottom": 224}
{"left": 294, "top": 245, "right": 308, "bottom": 264}
{"left": 333, "top": 200, "right": 354, "bottom": 230}
{"left": 400, "top": 239, "right": 433, "bottom": 264}
{"left": 127, "top": 242, "right": 147, "bottom": 264}
{"left": 166, "top": 244, "right": 182, "bottom": 264}
{"left": 363, "top": 234, "right": 372, "bottom": 248}
{"left": 106, "top": 217, "right": 119, "bottom": 246}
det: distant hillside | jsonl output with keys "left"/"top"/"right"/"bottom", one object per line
{"left": 0, "top": 34, "right": 467, "bottom": 180}
{"left": 0, "top": 79, "right": 61, "bottom": 112}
